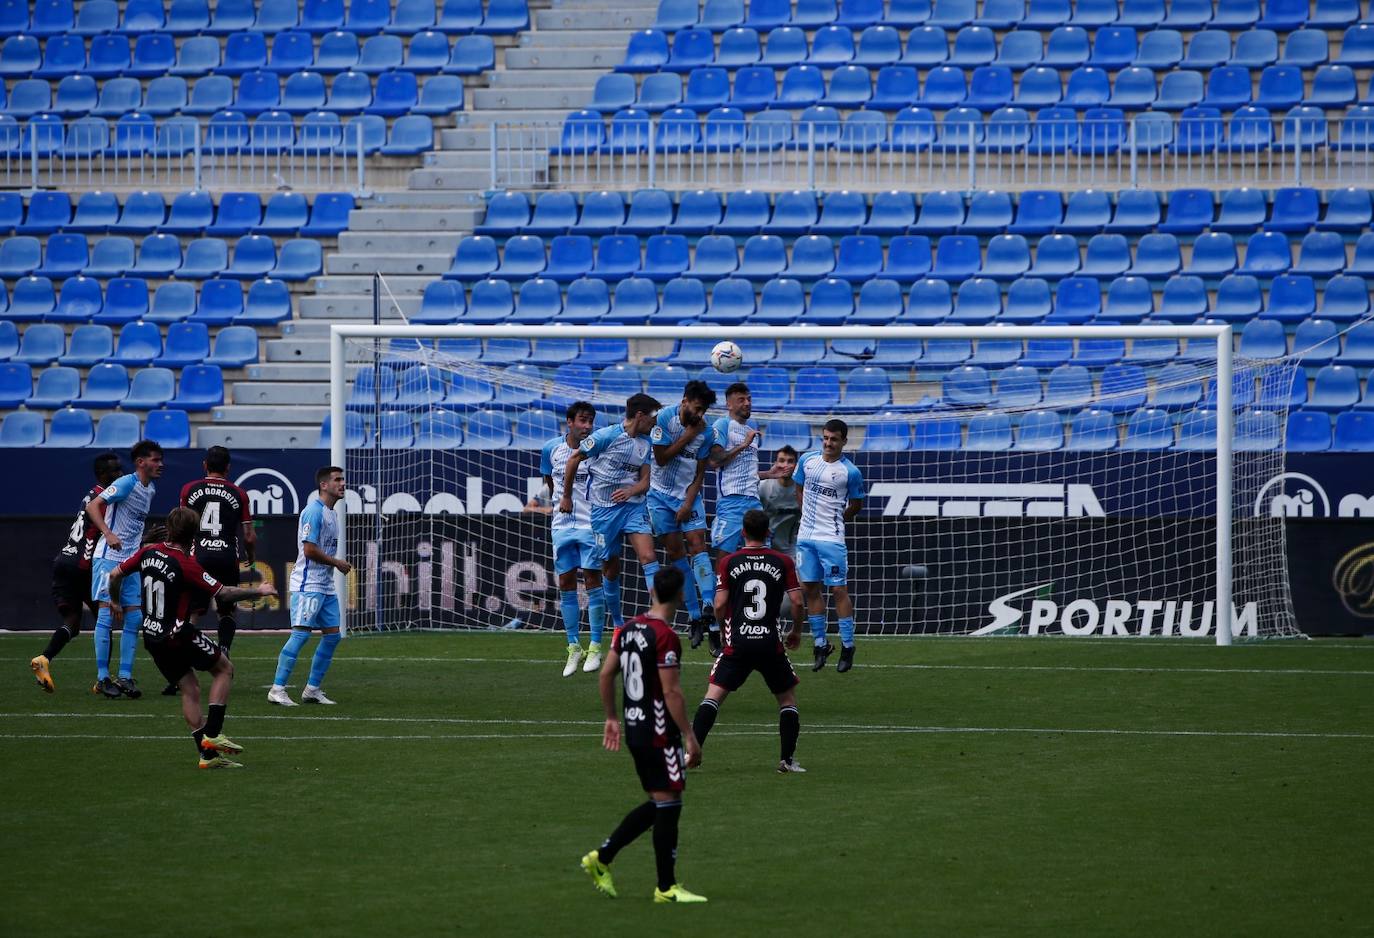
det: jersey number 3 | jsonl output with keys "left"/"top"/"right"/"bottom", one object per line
{"left": 741, "top": 578, "right": 768, "bottom": 620}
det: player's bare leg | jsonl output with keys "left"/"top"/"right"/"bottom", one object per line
{"left": 833, "top": 586, "right": 856, "bottom": 673}
{"left": 774, "top": 688, "right": 804, "bottom": 772}
{"left": 682, "top": 529, "right": 719, "bottom": 655}
{"left": 804, "top": 582, "right": 834, "bottom": 671}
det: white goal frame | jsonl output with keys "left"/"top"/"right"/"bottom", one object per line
{"left": 330, "top": 323, "right": 1238, "bottom": 646}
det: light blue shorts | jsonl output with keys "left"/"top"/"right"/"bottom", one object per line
{"left": 711, "top": 494, "right": 764, "bottom": 553}
{"left": 647, "top": 488, "right": 707, "bottom": 537}
{"left": 796, "top": 539, "right": 848, "bottom": 587}
{"left": 291, "top": 592, "right": 342, "bottom": 630}
{"left": 590, "top": 502, "right": 652, "bottom": 566}
{"left": 552, "top": 526, "right": 598, "bottom": 576}
{"left": 91, "top": 557, "right": 140, "bottom": 606}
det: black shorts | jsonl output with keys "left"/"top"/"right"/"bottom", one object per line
{"left": 630, "top": 743, "right": 687, "bottom": 793}
{"left": 145, "top": 630, "right": 222, "bottom": 685}
{"left": 51, "top": 561, "right": 93, "bottom": 617}
{"left": 197, "top": 554, "right": 242, "bottom": 588}
{"left": 708, "top": 648, "right": 799, "bottom": 695}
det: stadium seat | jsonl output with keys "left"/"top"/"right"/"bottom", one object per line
{"left": 1294, "top": 319, "right": 1340, "bottom": 365}
{"left": 45, "top": 408, "right": 97, "bottom": 447}
{"left": 122, "top": 368, "right": 177, "bottom": 410}
{"left": 1285, "top": 410, "right": 1332, "bottom": 451}
{"left": 14, "top": 324, "right": 65, "bottom": 366}
{"left": 1002, "top": 278, "right": 1052, "bottom": 323}
{"left": 1351, "top": 234, "right": 1374, "bottom": 277}
{"left": 173, "top": 238, "right": 227, "bottom": 279}
{"left": 1292, "top": 231, "right": 1346, "bottom": 277}
{"left": 192, "top": 279, "right": 244, "bottom": 325}
{"left": 87, "top": 277, "right": 147, "bottom": 326}
{"left": 525, "top": 192, "right": 579, "bottom": 235}
{"left": 73, "top": 362, "right": 130, "bottom": 408}
{"left": 59, "top": 324, "right": 113, "bottom": 367}
{"left": 169, "top": 364, "right": 225, "bottom": 411}
{"left": 272, "top": 239, "right": 323, "bottom": 281}
{"left": 108, "top": 321, "right": 163, "bottom": 368}
{"left": 142, "top": 282, "right": 195, "bottom": 325}
{"left": 6, "top": 276, "right": 55, "bottom": 321}
{"left": 153, "top": 322, "right": 210, "bottom": 368}
{"left": 26, "top": 365, "right": 79, "bottom": 409}
{"left": 238, "top": 279, "right": 291, "bottom": 326}
{"left": 144, "top": 409, "right": 191, "bottom": 448}
{"left": 0, "top": 410, "right": 45, "bottom": 447}
{"left": 1029, "top": 234, "right": 1081, "bottom": 279}
{"left": 1239, "top": 318, "right": 1287, "bottom": 358}
{"left": 34, "top": 234, "right": 88, "bottom": 280}
{"left": 1324, "top": 275, "right": 1371, "bottom": 321}
{"left": 1307, "top": 364, "right": 1360, "bottom": 412}
{"left": 1118, "top": 408, "right": 1172, "bottom": 449}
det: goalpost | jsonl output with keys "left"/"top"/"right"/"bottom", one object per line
{"left": 329, "top": 323, "right": 1303, "bottom": 645}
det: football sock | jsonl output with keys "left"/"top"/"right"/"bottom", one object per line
{"left": 41, "top": 622, "right": 77, "bottom": 661}
{"left": 779, "top": 705, "right": 800, "bottom": 762}
{"left": 690, "top": 553, "right": 716, "bottom": 629}
{"left": 603, "top": 577, "right": 623, "bottom": 627}
{"left": 586, "top": 585, "right": 606, "bottom": 645}
{"left": 308, "top": 630, "right": 341, "bottom": 687}
{"left": 652, "top": 800, "right": 683, "bottom": 892}
{"left": 217, "top": 614, "right": 237, "bottom": 652}
{"left": 94, "top": 607, "right": 112, "bottom": 680}
{"left": 192, "top": 726, "right": 206, "bottom": 759}
{"left": 692, "top": 698, "right": 719, "bottom": 744}
{"left": 117, "top": 609, "right": 141, "bottom": 680}
{"left": 643, "top": 561, "right": 660, "bottom": 600}
{"left": 559, "top": 590, "right": 581, "bottom": 645}
{"left": 598, "top": 800, "right": 656, "bottom": 865}
{"left": 838, "top": 617, "right": 856, "bottom": 649}
{"left": 674, "top": 558, "right": 701, "bottom": 618}
{"left": 274, "top": 629, "right": 310, "bottom": 686}
{"left": 809, "top": 614, "right": 828, "bottom": 646}
{"left": 204, "top": 703, "right": 227, "bottom": 738}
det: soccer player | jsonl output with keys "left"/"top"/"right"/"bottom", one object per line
{"left": 648, "top": 380, "right": 717, "bottom": 652}
{"left": 30, "top": 452, "right": 123, "bottom": 694}
{"left": 85, "top": 439, "right": 165, "bottom": 699}
{"left": 693, "top": 509, "right": 807, "bottom": 773}
{"left": 757, "top": 445, "right": 801, "bottom": 558}
{"left": 108, "top": 507, "right": 276, "bottom": 769}
{"left": 540, "top": 400, "right": 607, "bottom": 677}
{"left": 268, "top": 466, "right": 352, "bottom": 707}
{"left": 794, "top": 419, "right": 866, "bottom": 673}
{"left": 561, "top": 393, "right": 660, "bottom": 639}
{"left": 581, "top": 566, "right": 706, "bottom": 904}
{"left": 180, "top": 446, "right": 256, "bottom": 654}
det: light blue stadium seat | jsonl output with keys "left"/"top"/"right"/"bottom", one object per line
{"left": 0, "top": 36, "right": 39, "bottom": 78}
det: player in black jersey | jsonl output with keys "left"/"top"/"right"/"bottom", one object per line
{"left": 30, "top": 452, "right": 124, "bottom": 694}
{"left": 692, "top": 509, "right": 808, "bottom": 774}
{"left": 180, "top": 446, "right": 256, "bottom": 653}
{"left": 108, "top": 507, "right": 275, "bottom": 769}
{"left": 581, "top": 566, "right": 707, "bottom": 905}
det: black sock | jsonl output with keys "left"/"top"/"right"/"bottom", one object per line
{"left": 598, "top": 800, "right": 656, "bottom": 865}
{"left": 692, "top": 699, "right": 719, "bottom": 745}
{"left": 779, "top": 705, "right": 800, "bottom": 762}
{"left": 192, "top": 727, "right": 206, "bottom": 758}
{"left": 204, "top": 703, "right": 227, "bottom": 738}
{"left": 41, "top": 622, "right": 77, "bottom": 661}
{"left": 652, "top": 800, "right": 682, "bottom": 891}
{"left": 217, "top": 614, "right": 236, "bottom": 652}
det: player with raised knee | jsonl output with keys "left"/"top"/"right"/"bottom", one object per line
{"left": 647, "top": 380, "right": 718, "bottom": 653}
{"left": 85, "top": 439, "right": 165, "bottom": 699}
{"left": 581, "top": 566, "right": 706, "bottom": 904}
{"left": 794, "top": 419, "right": 866, "bottom": 673}
{"left": 541, "top": 400, "right": 607, "bottom": 677}
{"left": 30, "top": 452, "right": 123, "bottom": 694}
{"left": 269, "top": 466, "right": 352, "bottom": 707}
{"left": 109, "top": 507, "right": 276, "bottom": 769}
{"left": 561, "top": 393, "right": 660, "bottom": 640}
{"left": 692, "top": 509, "right": 807, "bottom": 773}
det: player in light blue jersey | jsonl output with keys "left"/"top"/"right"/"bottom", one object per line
{"left": 85, "top": 439, "right": 165, "bottom": 699}
{"left": 708, "top": 381, "right": 790, "bottom": 550}
{"left": 793, "top": 419, "right": 866, "bottom": 674}
{"left": 561, "top": 393, "right": 661, "bottom": 635}
{"left": 269, "top": 466, "right": 352, "bottom": 707}
{"left": 540, "top": 400, "right": 609, "bottom": 677}
{"left": 648, "top": 380, "right": 718, "bottom": 653}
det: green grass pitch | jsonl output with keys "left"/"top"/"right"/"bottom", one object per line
{"left": 1, "top": 632, "right": 1372, "bottom": 937}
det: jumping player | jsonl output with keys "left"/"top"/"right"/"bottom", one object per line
{"left": 30, "top": 452, "right": 123, "bottom": 694}
{"left": 540, "top": 401, "right": 607, "bottom": 677}
{"left": 581, "top": 566, "right": 706, "bottom": 904}
{"left": 794, "top": 420, "right": 866, "bottom": 673}
{"left": 108, "top": 507, "right": 276, "bottom": 769}
{"left": 708, "top": 381, "right": 788, "bottom": 567}
{"left": 692, "top": 509, "right": 807, "bottom": 773}
{"left": 269, "top": 466, "right": 352, "bottom": 707}
{"left": 85, "top": 439, "right": 165, "bottom": 699}
{"left": 180, "top": 446, "right": 256, "bottom": 654}
{"left": 757, "top": 445, "right": 801, "bottom": 558}
{"left": 561, "top": 393, "right": 660, "bottom": 638}
{"left": 648, "top": 380, "right": 717, "bottom": 652}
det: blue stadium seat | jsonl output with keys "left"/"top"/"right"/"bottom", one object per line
{"left": 35, "top": 234, "right": 88, "bottom": 280}
{"left": 144, "top": 282, "right": 197, "bottom": 325}
{"left": 1307, "top": 364, "right": 1360, "bottom": 412}
{"left": 173, "top": 238, "right": 227, "bottom": 279}
{"left": 1052, "top": 276, "right": 1103, "bottom": 322}
{"left": 1126, "top": 233, "right": 1182, "bottom": 280}
{"left": 1266, "top": 187, "right": 1320, "bottom": 233}
{"left": 620, "top": 29, "right": 670, "bottom": 72}
{"left": 139, "top": 408, "right": 189, "bottom": 448}
{"left": 107, "top": 321, "right": 163, "bottom": 367}
{"left": 1333, "top": 412, "right": 1374, "bottom": 452}
{"left": 222, "top": 235, "right": 276, "bottom": 280}
{"left": 34, "top": 34, "right": 85, "bottom": 79}
{"left": 1324, "top": 275, "right": 1371, "bottom": 321}
{"left": 1027, "top": 234, "right": 1078, "bottom": 279}
{"left": 1291, "top": 231, "right": 1346, "bottom": 277}
{"left": 271, "top": 239, "right": 323, "bottom": 281}
{"left": 152, "top": 322, "right": 210, "bottom": 368}
{"left": 1285, "top": 410, "right": 1331, "bottom": 451}
{"left": 1295, "top": 318, "right": 1340, "bottom": 365}
{"left": 413, "top": 75, "right": 465, "bottom": 116}
{"left": 7, "top": 275, "right": 56, "bottom": 321}
{"left": 120, "top": 368, "right": 176, "bottom": 411}
{"left": 45, "top": 408, "right": 97, "bottom": 446}
{"left": 802, "top": 277, "right": 855, "bottom": 324}
{"left": 0, "top": 36, "right": 39, "bottom": 78}
{"left": 58, "top": 323, "right": 113, "bottom": 367}
{"left": 399, "top": 30, "right": 449, "bottom": 73}
{"left": 1239, "top": 318, "right": 1286, "bottom": 358}
{"left": 72, "top": 362, "right": 130, "bottom": 409}
{"left": 75, "top": 36, "right": 118, "bottom": 80}
{"left": 25, "top": 365, "right": 79, "bottom": 409}
{"left": 14, "top": 323, "right": 64, "bottom": 367}
{"left": 524, "top": 191, "right": 578, "bottom": 236}
{"left": 462, "top": 278, "right": 512, "bottom": 323}
{"left": 767, "top": 191, "right": 819, "bottom": 235}
{"left": 1238, "top": 231, "right": 1292, "bottom": 276}
{"left": 1118, "top": 408, "right": 1171, "bottom": 450}
{"left": 368, "top": 71, "right": 419, "bottom": 117}
{"left": 169, "top": 364, "right": 225, "bottom": 411}
{"left": 188, "top": 278, "right": 242, "bottom": 325}
{"left": 1002, "top": 277, "right": 1051, "bottom": 323}
{"left": 0, "top": 235, "right": 37, "bottom": 279}
{"left": 0, "top": 410, "right": 45, "bottom": 447}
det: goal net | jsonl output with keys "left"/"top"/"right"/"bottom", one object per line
{"left": 331, "top": 322, "right": 1302, "bottom": 643}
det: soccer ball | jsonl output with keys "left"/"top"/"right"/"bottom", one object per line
{"left": 710, "top": 341, "right": 743, "bottom": 373}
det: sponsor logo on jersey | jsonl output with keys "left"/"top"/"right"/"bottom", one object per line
{"left": 625, "top": 706, "right": 645, "bottom": 722}
{"left": 663, "top": 650, "right": 678, "bottom": 666}
{"left": 974, "top": 583, "right": 1259, "bottom": 638}
{"left": 235, "top": 468, "right": 300, "bottom": 516}
{"left": 870, "top": 483, "right": 1106, "bottom": 518}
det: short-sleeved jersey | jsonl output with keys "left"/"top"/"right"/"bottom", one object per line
{"left": 289, "top": 499, "right": 339, "bottom": 595}
{"left": 793, "top": 452, "right": 865, "bottom": 544}
{"left": 710, "top": 417, "right": 761, "bottom": 499}
{"left": 56, "top": 483, "right": 106, "bottom": 571}
{"left": 92, "top": 473, "right": 156, "bottom": 565}
{"left": 180, "top": 477, "right": 252, "bottom": 562}
{"left": 757, "top": 479, "right": 801, "bottom": 554}
{"left": 579, "top": 423, "right": 651, "bottom": 508}
{"left": 541, "top": 435, "right": 591, "bottom": 532}
{"left": 615, "top": 613, "right": 682, "bottom": 749}
{"left": 649, "top": 407, "right": 712, "bottom": 501}
{"left": 117, "top": 543, "right": 223, "bottom": 642}
{"left": 716, "top": 547, "right": 799, "bottom": 654}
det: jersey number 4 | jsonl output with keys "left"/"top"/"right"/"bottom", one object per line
{"left": 200, "top": 501, "right": 222, "bottom": 537}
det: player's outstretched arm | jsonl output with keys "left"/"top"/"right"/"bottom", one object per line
{"left": 598, "top": 646, "right": 622, "bottom": 752}
{"left": 660, "top": 666, "right": 701, "bottom": 767}
{"left": 218, "top": 582, "right": 277, "bottom": 605}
